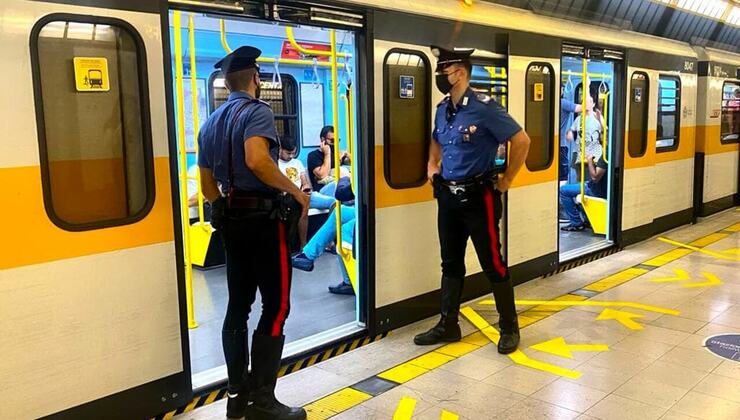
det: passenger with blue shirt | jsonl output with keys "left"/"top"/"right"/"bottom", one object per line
{"left": 197, "top": 46, "right": 307, "bottom": 420}
{"left": 413, "top": 46, "right": 531, "bottom": 355}
{"left": 560, "top": 85, "right": 582, "bottom": 181}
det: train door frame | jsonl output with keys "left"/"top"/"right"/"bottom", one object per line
{"left": 164, "top": 0, "right": 372, "bottom": 391}
{"left": 557, "top": 43, "right": 626, "bottom": 262}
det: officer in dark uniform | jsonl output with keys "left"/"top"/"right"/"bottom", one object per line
{"left": 198, "top": 46, "right": 308, "bottom": 420}
{"left": 413, "top": 46, "right": 531, "bottom": 354}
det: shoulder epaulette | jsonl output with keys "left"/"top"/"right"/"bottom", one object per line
{"left": 475, "top": 93, "right": 491, "bottom": 104}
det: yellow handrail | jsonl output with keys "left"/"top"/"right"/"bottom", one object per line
{"left": 189, "top": 14, "right": 208, "bottom": 229}
{"left": 285, "top": 26, "right": 351, "bottom": 59}
{"left": 173, "top": 10, "right": 198, "bottom": 329}
{"left": 341, "top": 88, "right": 355, "bottom": 192}
{"left": 600, "top": 92, "right": 609, "bottom": 164}
{"left": 580, "top": 58, "right": 587, "bottom": 199}
{"left": 562, "top": 70, "right": 612, "bottom": 79}
{"left": 219, "top": 20, "right": 344, "bottom": 68}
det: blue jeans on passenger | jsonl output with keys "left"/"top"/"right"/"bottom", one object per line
{"left": 309, "top": 182, "right": 338, "bottom": 210}
{"left": 559, "top": 183, "right": 593, "bottom": 225}
{"left": 304, "top": 205, "right": 356, "bottom": 261}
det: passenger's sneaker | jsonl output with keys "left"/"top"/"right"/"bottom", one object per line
{"left": 291, "top": 253, "right": 314, "bottom": 272}
{"left": 328, "top": 282, "right": 353, "bottom": 295}
{"left": 226, "top": 392, "right": 250, "bottom": 419}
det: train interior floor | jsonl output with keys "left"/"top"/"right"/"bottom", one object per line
{"left": 178, "top": 208, "right": 740, "bottom": 420}
{"left": 189, "top": 252, "right": 356, "bottom": 375}
{"left": 558, "top": 220, "right": 608, "bottom": 257}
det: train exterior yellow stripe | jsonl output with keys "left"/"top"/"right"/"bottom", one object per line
{"left": 0, "top": 157, "right": 175, "bottom": 269}
{"left": 696, "top": 124, "right": 740, "bottom": 154}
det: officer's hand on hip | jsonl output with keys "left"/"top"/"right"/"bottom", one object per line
{"left": 496, "top": 174, "right": 512, "bottom": 193}
{"left": 291, "top": 190, "right": 310, "bottom": 219}
{"left": 427, "top": 165, "right": 440, "bottom": 184}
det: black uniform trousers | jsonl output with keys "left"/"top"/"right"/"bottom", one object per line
{"left": 437, "top": 184, "right": 509, "bottom": 283}
{"left": 220, "top": 209, "right": 292, "bottom": 393}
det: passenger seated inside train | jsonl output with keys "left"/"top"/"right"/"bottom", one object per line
{"left": 278, "top": 136, "right": 336, "bottom": 247}
{"left": 559, "top": 155, "right": 608, "bottom": 231}
{"left": 292, "top": 176, "right": 355, "bottom": 296}
{"left": 187, "top": 165, "right": 210, "bottom": 224}
{"left": 565, "top": 93, "right": 604, "bottom": 179}
{"left": 307, "top": 125, "right": 351, "bottom": 192}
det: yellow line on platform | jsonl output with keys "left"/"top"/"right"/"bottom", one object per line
{"left": 393, "top": 397, "right": 417, "bottom": 420}
{"left": 657, "top": 237, "right": 740, "bottom": 261}
{"left": 460, "top": 307, "right": 583, "bottom": 379}
{"left": 440, "top": 409, "right": 460, "bottom": 420}
{"left": 478, "top": 299, "right": 680, "bottom": 315}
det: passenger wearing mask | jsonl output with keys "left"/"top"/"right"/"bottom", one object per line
{"left": 566, "top": 94, "right": 605, "bottom": 177}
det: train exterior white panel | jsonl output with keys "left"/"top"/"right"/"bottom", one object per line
{"left": 506, "top": 180, "right": 558, "bottom": 266}
{"left": 374, "top": 202, "right": 482, "bottom": 308}
{"left": 654, "top": 158, "right": 695, "bottom": 217}
{"left": 704, "top": 151, "right": 739, "bottom": 202}
{"left": 0, "top": 243, "right": 182, "bottom": 419}
{"left": 622, "top": 165, "right": 656, "bottom": 231}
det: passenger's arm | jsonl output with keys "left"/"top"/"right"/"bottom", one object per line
{"left": 299, "top": 172, "right": 312, "bottom": 192}
{"left": 566, "top": 129, "right": 574, "bottom": 141}
{"left": 313, "top": 143, "right": 332, "bottom": 180}
{"left": 587, "top": 157, "right": 606, "bottom": 183}
{"left": 497, "top": 130, "right": 531, "bottom": 193}
{"left": 199, "top": 167, "right": 221, "bottom": 203}
{"left": 245, "top": 137, "right": 309, "bottom": 217}
{"left": 574, "top": 104, "right": 582, "bottom": 114}
{"left": 427, "top": 139, "right": 441, "bottom": 183}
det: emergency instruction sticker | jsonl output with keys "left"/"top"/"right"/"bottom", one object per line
{"left": 533, "top": 83, "right": 544, "bottom": 102}
{"left": 73, "top": 57, "right": 110, "bottom": 92}
{"left": 399, "top": 75, "right": 415, "bottom": 99}
{"left": 704, "top": 334, "right": 740, "bottom": 362}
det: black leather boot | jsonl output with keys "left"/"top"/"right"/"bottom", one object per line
{"left": 223, "top": 329, "right": 250, "bottom": 419}
{"left": 247, "top": 334, "right": 307, "bottom": 420}
{"left": 414, "top": 277, "right": 463, "bottom": 345}
{"left": 491, "top": 280, "right": 520, "bottom": 354}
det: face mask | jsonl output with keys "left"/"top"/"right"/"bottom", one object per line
{"left": 435, "top": 73, "right": 453, "bottom": 95}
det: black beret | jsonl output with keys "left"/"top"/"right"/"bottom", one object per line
{"left": 214, "top": 45, "right": 261, "bottom": 74}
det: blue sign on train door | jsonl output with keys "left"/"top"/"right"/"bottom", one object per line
{"left": 400, "top": 75, "right": 415, "bottom": 99}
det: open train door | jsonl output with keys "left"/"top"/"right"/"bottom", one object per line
{"left": 1, "top": 1, "right": 191, "bottom": 418}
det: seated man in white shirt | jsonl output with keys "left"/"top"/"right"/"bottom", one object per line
{"left": 278, "top": 136, "right": 335, "bottom": 247}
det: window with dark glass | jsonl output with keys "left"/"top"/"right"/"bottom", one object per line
{"left": 525, "top": 63, "right": 554, "bottom": 171}
{"left": 31, "top": 17, "right": 153, "bottom": 230}
{"left": 720, "top": 81, "right": 739, "bottom": 144}
{"left": 208, "top": 71, "right": 298, "bottom": 148}
{"left": 628, "top": 72, "right": 649, "bottom": 157}
{"left": 383, "top": 49, "right": 430, "bottom": 188}
{"left": 657, "top": 75, "right": 681, "bottom": 151}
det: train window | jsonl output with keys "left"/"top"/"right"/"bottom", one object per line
{"left": 31, "top": 16, "right": 154, "bottom": 231}
{"left": 628, "top": 72, "right": 650, "bottom": 157}
{"left": 720, "top": 81, "right": 740, "bottom": 144}
{"left": 208, "top": 71, "right": 299, "bottom": 147}
{"left": 656, "top": 75, "right": 681, "bottom": 152}
{"left": 470, "top": 64, "right": 507, "bottom": 108}
{"left": 383, "top": 49, "right": 431, "bottom": 188}
{"left": 525, "top": 63, "right": 554, "bottom": 171}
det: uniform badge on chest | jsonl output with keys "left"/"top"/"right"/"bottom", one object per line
{"left": 462, "top": 124, "right": 477, "bottom": 142}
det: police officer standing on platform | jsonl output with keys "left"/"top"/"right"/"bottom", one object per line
{"left": 414, "top": 46, "right": 531, "bottom": 354}
{"left": 198, "top": 46, "right": 308, "bottom": 420}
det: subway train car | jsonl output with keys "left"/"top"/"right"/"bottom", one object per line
{"left": 1, "top": 0, "right": 738, "bottom": 418}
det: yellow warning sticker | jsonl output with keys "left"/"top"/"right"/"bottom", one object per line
{"left": 73, "top": 57, "right": 110, "bottom": 91}
{"left": 533, "top": 83, "right": 544, "bottom": 101}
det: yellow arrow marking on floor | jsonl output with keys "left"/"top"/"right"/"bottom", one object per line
{"left": 440, "top": 409, "right": 460, "bottom": 420}
{"left": 460, "top": 307, "right": 582, "bottom": 379}
{"left": 596, "top": 308, "right": 645, "bottom": 330}
{"left": 478, "top": 299, "right": 680, "bottom": 315}
{"left": 723, "top": 248, "right": 740, "bottom": 255}
{"left": 657, "top": 237, "right": 740, "bottom": 261}
{"left": 651, "top": 268, "right": 691, "bottom": 283}
{"left": 682, "top": 272, "right": 723, "bottom": 288}
{"left": 393, "top": 396, "right": 416, "bottom": 420}
{"left": 529, "top": 337, "right": 609, "bottom": 359}
{"left": 650, "top": 269, "right": 722, "bottom": 288}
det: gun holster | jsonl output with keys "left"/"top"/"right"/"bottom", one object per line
{"left": 273, "top": 194, "right": 301, "bottom": 245}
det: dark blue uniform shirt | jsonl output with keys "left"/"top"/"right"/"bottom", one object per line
{"left": 433, "top": 88, "right": 521, "bottom": 181}
{"left": 198, "top": 92, "right": 279, "bottom": 193}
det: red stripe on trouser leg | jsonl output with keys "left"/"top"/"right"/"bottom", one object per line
{"left": 484, "top": 189, "right": 507, "bottom": 278}
{"left": 272, "top": 222, "right": 290, "bottom": 336}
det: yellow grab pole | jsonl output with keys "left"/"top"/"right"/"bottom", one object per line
{"left": 601, "top": 92, "right": 609, "bottom": 164}
{"left": 188, "top": 14, "right": 207, "bottom": 228}
{"left": 173, "top": 11, "right": 197, "bottom": 329}
{"left": 286, "top": 26, "right": 351, "bottom": 58}
{"left": 342, "top": 89, "right": 355, "bottom": 192}
{"left": 328, "top": 30, "right": 348, "bottom": 258}
{"left": 219, "top": 19, "right": 232, "bottom": 53}
{"left": 580, "top": 57, "right": 587, "bottom": 199}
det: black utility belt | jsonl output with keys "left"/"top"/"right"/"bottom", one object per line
{"left": 227, "top": 190, "right": 278, "bottom": 211}
{"left": 439, "top": 173, "right": 497, "bottom": 194}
